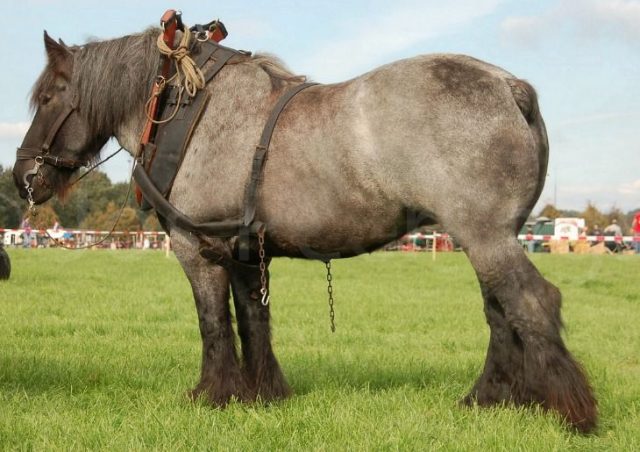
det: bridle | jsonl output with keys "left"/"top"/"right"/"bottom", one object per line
{"left": 14, "top": 89, "right": 132, "bottom": 250}
{"left": 15, "top": 94, "right": 89, "bottom": 211}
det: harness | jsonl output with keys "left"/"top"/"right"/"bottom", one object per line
{"left": 15, "top": 91, "right": 91, "bottom": 210}
{"left": 134, "top": 10, "right": 317, "bottom": 258}
{"left": 17, "top": 10, "right": 334, "bottom": 328}
{"left": 17, "top": 10, "right": 316, "bottom": 247}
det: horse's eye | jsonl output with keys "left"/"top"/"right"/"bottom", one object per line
{"left": 39, "top": 93, "right": 52, "bottom": 105}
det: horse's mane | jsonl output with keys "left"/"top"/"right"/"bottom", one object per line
{"left": 31, "top": 28, "right": 161, "bottom": 136}
{"left": 30, "top": 28, "right": 306, "bottom": 136}
{"left": 250, "top": 54, "right": 307, "bottom": 88}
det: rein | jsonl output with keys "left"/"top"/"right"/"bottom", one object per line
{"left": 23, "top": 145, "right": 133, "bottom": 250}
{"left": 42, "top": 164, "right": 135, "bottom": 250}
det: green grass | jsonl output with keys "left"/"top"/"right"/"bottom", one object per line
{"left": 0, "top": 249, "right": 638, "bottom": 450}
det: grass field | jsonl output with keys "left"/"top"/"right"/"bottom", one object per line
{"left": 0, "top": 249, "right": 638, "bottom": 450}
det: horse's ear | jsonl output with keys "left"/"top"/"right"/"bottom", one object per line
{"left": 44, "top": 30, "right": 73, "bottom": 76}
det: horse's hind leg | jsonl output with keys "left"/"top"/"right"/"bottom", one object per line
{"left": 463, "top": 239, "right": 597, "bottom": 432}
{"left": 171, "top": 233, "right": 250, "bottom": 406}
{"left": 227, "top": 260, "right": 291, "bottom": 401}
{"left": 461, "top": 281, "right": 525, "bottom": 405}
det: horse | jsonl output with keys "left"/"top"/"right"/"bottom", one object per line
{"left": 12, "top": 26, "right": 597, "bottom": 432}
{"left": 0, "top": 244, "right": 10, "bottom": 280}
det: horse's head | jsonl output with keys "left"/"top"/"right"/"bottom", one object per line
{"left": 13, "top": 32, "right": 108, "bottom": 204}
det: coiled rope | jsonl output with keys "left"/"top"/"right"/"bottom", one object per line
{"left": 156, "top": 27, "right": 205, "bottom": 97}
{"left": 145, "top": 26, "right": 206, "bottom": 125}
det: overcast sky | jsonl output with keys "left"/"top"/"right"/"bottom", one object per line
{"left": 0, "top": 0, "right": 638, "bottom": 212}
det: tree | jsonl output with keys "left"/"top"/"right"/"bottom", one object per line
{"left": 537, "top": 204, "right": 562, "bottom": 219}
{"left": 51, "top": 171, "right": 134, "bottom": 228}
{"left": 581, "top": 202, "right": 607, "bottom": 230}
{"left": 81, "top": 202, "right": 140, "bottom": 231}
{"left": 29, "top": 204, "right": 59, "bottom": 231}
{"left": 0, "top": 166, "right": 25, "bottom": 228}
{"left": 143, "top": 213, "right": 161, "bottom": 231}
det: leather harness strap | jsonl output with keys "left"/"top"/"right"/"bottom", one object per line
{"left": 242, "top": 82, "right": 317, "bottom": 227}
{"left": 134, "top": 164, "right": 244, "bottom": 237}
{"left": 16, "top": 148, "right": 87, "bottom": 169}
{"left": 15, "top": 95, "right": 86, "bottom": 170}
{"left": 134, "top": 82, "right": 318, "bottom": 240}
{"left": 133, "top": 11, "right": 318, "bottom": 242}
{"left": 141, "top": 43, "right": 240, "bottom": 207}
{"left": 203, "top": 46, "right": 239, "bottom": 84}
{"left": 140, "top": 11, "right": 181, "bottom": 147}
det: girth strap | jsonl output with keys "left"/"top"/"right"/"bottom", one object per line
{"left": 242, "top": 82, "right": 317, "bottom": 227}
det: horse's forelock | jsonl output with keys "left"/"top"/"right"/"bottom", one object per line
{"left": 29, "top": 65, "right": 57, "bottom": 113}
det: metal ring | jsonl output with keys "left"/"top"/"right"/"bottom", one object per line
{"left": 196, "top": 31, "right": 209, "bottom": 42}
{"left": 34, "top": 156, "right": 44, "bottom": 165}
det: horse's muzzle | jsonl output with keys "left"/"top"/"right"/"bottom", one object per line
{"left": 12, "top": 165, "right": 28, "bottom": 199}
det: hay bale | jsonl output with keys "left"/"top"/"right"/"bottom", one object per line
{"left": 588, "top": 242, "right": 612, "bottom": 255}
{"left": 572, "top": 241, "right": 590, "bottom": 254}
{"left": 549, "top": 240, "right": 570, "bottom": 254}
{"left": 0, "top": 246, "right": 10, "bottom": 280}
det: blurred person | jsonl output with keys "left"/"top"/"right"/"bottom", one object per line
{"left": 21, "top": 217, "right": 32, "bottom": 248}
{"left": 632, "top": 212, "right": 640, "bottom": 254}
{"left": 525, "top": 225, "right": 535, "bottom": 253}
{"left": 604, "top": 219, "right": 622, "bottom": 237}
{"left": 604, "top": 219, "right": 623, "bottom": 253}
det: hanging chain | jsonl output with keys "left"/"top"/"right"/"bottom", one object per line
{"left": 23, "top": 157, "right": 43, "bottom": 217}
{"left": 326, "top": 260, "right": 336, "bottom": 332}
{"left": 257, "top": 228, "right": 270, "bottom": 306}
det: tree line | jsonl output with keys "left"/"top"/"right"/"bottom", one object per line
{"left": 0, "top": 166, "right": 159, "bottom": 231}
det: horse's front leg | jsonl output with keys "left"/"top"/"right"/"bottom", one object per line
{"left": 171, "top": 233, "right": 250, "bottom": 406}
{"left": 227, "top": 259, "right": 291, "bottom": 401}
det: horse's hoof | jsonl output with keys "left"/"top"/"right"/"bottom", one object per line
{"left": 186, "top": 378, "right": 253, "bottom": 407}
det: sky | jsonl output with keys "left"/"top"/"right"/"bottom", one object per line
{"left": 0, "top": 0, "right": 638, "bottom": 212}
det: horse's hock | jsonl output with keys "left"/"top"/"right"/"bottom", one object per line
{"left": 10, "top": 10, "right": 597, "bottom": 433}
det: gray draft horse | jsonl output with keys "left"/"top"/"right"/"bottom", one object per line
{"left": 12, "top": 28, "right": 597, "bottom": 432}
{"left": 0, "top": 245, "right": 10, "bottom": 280}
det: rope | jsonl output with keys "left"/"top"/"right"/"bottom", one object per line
{"left": 68, "top": 146, "right": 123, "bottom": 187}
{"left": 155, "top": 28, "right": 205, "bottom": 98}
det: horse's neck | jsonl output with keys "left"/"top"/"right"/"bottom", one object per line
{"left": 113, "top": 107, "right": 146, "bottom": 157}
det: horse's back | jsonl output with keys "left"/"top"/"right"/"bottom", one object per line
{"left": 264, "top": 53, "right": 547, "bottom": 244}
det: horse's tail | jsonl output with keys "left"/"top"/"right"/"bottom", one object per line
{"left": 507, "top": 78, "right": 540, "bottom": 125}
{"left": 507, "top": 78, "right": 549, "bottom": 231}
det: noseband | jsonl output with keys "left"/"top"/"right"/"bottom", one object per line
{"left": 16, "top": 95, "right": 89, "bottom": 208}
